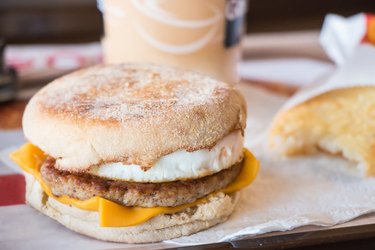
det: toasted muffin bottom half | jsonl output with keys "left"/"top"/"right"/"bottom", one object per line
{"left": 26, "top": 171, "right": 240, "bottom": 243}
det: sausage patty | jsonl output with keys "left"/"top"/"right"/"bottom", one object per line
{"left": 40, "top": 157, "right": 243, "bottom": 207}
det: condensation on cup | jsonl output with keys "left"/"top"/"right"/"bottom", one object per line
{"left": 100, "top": 0, "right": 247, "bottom": 84}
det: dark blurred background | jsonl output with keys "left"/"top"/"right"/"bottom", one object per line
{"left": 1, "top": 0, "right": 374, "bottom": 44}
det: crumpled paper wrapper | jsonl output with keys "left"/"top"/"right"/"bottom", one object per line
{"left": 283, "top": 13, "right": 375, "bottom": 110}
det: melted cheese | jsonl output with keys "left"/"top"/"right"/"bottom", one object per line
{"left": 10, "top": 143, "right": 259, "bottom": 227}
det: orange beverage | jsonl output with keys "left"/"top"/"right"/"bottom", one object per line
{"left": 101, "top": 0, "right": 247, "bottom": 84}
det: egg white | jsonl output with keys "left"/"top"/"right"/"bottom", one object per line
{"left": 89, "top": 131, "right": 244, "bottom": 182}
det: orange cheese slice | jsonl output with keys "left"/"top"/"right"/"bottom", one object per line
{"left": 10, "top": 143, "right": 259, "bottom": 227}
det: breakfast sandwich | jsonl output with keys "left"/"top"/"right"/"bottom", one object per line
{"left": 11, "top": 64, "right": 259, "bottom": 243}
